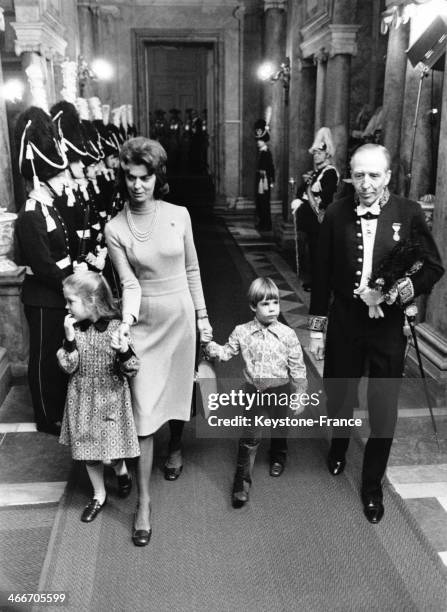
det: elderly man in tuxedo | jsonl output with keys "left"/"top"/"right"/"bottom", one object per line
{"left": 309, "top": 144, "right": 443, "bottom": 523}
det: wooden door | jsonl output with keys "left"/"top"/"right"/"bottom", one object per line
{"left": 145, "top": 45, "right": 207, "bottom": 120}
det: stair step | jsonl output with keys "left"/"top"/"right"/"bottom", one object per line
{"left": 0, "top": 384, "right": 33, "bottom": 423}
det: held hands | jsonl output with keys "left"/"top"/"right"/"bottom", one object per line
{"left": 309, "top": 336, "right": 325, "bottom": 361}
{"left": 204, "top": 341, "right": 219, "bottom": 358}
{"left": 197, "top": 317, "right": 213, "bottom": 343}
{"left": 111, "top": 327, "right": 129, "bottom": 353}
{"left": 117, "top": 321, "right": 130, "bottom": 350}
{"left": 354, "top": 287, "right": 385, "bottom": 319}
{"left": 64, "top": 314, "right": 76, "bottom": 341}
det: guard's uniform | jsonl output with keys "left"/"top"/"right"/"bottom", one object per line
{"left": 310, "top": 193, "right": 444, "bottom": 500}
{"left": 15, "top": 191, "right": 74, "bottom": 430}
{"left": 255, "top": 147, "right": 275, "bottom": 231}
{"left": 295, "top": 165, "right": 338, "bottom": 283}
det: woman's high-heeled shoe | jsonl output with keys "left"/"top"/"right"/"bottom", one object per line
{"left": 132, "top": 503, "right": 152, "bottom": 547}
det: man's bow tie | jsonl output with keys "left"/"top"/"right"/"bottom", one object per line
{"left": 356, "top": 202, "right": 381, "bottom": 219}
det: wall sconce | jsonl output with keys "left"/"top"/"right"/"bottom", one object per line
{"left": 78, "top": 56, "right": 114, "bottom": 96}
{"left": 1, "top": 78, "right": 25, "bottom": 103}
{"left": 257, "top": 57, "right": 291, "bottom": 104}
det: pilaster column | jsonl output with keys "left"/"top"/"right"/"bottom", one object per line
{"left": 425, "top": 50, "right": 447, "bottom": 339}
{"left": 398, "top": 17, "right": 442, "bottom": 199}
{"left": 277, "top": 57, "right": 316, "bottom": 251}
{"left": 263, "top": 0, "right": 287, "bottom": 211}
{"left": 11, "top": 5, "right": 67, "bottom": 109}
{"left": 314, "top": 49, "right": 328, "bottom": 131}
{"left": 289, "top": 58, "right": 316, "bottom": 194}
{"left": 323, "top": 24, "right": 359, "bottom": 174}
{"left": 382, "top": 21, "right": 409, "bottom": 191}
{"left": 0, "top": 50, "right": 14, "bottom": 213}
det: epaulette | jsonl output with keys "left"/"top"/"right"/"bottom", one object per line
{"left": 25, "top": 199, "right": 37, "bottom": 212}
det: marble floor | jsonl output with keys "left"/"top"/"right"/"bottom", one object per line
{"left": 222, "top": 210, "right": 447, "bottom": 565}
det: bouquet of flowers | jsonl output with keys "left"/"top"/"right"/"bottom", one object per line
{"left": 366, "top": 238, "right": 424, "bottom": 324}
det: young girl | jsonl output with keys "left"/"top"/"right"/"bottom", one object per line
{"left": 57, "top": 271, "right": 140, "bottom": 523}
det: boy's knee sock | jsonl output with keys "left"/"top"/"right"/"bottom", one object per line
{"left": 85, "top": 463, "right": 106, "bottom": 504}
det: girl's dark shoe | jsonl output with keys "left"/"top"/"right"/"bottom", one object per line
{"left": 81, "top": 497, "right": 106, "bottom": 522}
{"left": 117, "top": 473, "right": 132, "bottom": 498}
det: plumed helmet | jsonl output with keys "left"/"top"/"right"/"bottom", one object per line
{"left": 15, "top": 106, "right": 68, "bottom": 187}
{"left": 309, "top": 127, "right": 335, "bottom": 158}
{"left": 106, "top": 123, "right": 123, "bottom": 150}
{"left": 93, "top": 119, "right": 118, "bottom": 157}
{"left": 50, "top": 101, "right": 88, "bottom": 163}
{"left": 81, "top": 119, "right": 104, "bottom": 163}
{"left": 254, "top": 118, "right": 270, "bottom": 142}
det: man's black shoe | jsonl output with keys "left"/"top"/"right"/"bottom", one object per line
{"left": 269, "top": 462, "right": 285, "bottom": 477}
{"left": 363, "top": 499, "right": 384, "bottom": 524}
{"left": 327, "top": 456, "right": 346, "bottom": 476}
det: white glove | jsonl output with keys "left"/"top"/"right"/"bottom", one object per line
{"left": 291, "top": 198, "right": 303, "bottom": 213}
{"left": 354, "top": 286, "right": 384, "bottom": 307}
{"left": 73, "top": 261, "right": 88, "bottom": 274}
{"left": 368, "top": 305, "right": 384, "bottom": 319}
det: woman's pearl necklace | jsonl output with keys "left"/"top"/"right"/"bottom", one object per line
{"left": 126, "top": 201, "right": 159, "bottom": 241}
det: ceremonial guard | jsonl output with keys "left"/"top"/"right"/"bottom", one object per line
{"left": 254, "top": 118, "right": 275, "bottom": 231}
{"left": 14, "top": 106, "right": 75, "bottom": 435}
{"left": 76, "top": 97, "right": 106, "bottom": 268}
{"left": 188, "top": 108, "right": 205, "bottom": 174}
{"left": 126, "top": 104, "right": 137, "bottom": 139}
{"left": 291, "top": 127, "right": 339, "bottom": 291}
{"left": 152, "top": 109, "right": 168, "bottom": 150}
{"left": 50, "top": 100, "right": 91, "bottom": 264}
{"left": 309, "top": 144, "right": 444, "bottom": 523}
{"left": 166, "top": 108, "right": 183, "bottom": 173}
{"left": 111, "top": 106, "right": 125, "bottom": 146}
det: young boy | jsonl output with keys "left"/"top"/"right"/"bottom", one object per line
{"left": 206, "top": 277, "right": 307, "bottom": 508}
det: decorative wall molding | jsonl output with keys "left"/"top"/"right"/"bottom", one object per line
{"left": 301, "top": 0, "right": 332, "bottom": 40}
{"left": 99, "top": 5, "right": 121, "bottom": 19}
{"left": 328, "top": 24, "right": 359, "bottom": 57}
{"left": 263, "top": 0, "right": 287, "bottom": 11}
{"left": 300, "top": 23, "right": 359, "bottom": 59}
{"left": 313, "top": 47, "right": 329, "bottom": 63}
{"left": 300, "top": 27, "right": 329, "bottom": 58}
{"left": 11, "top": 19, "right": 67, "bottom": 58}
{"left": 233, "top": 5, "right": 246, "bottom": 20}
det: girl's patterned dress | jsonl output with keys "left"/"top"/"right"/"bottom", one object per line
{"left": 58, "top": 318, "right": 140, "bottom": 461}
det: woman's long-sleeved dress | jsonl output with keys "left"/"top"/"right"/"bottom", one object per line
{"left": 105, "top": 201, "right": 206, "bottom": 436}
